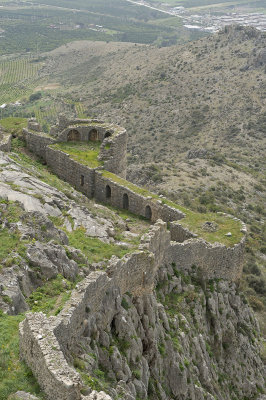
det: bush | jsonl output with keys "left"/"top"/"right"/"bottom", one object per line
{"left": 29, "top": 92, "right": 42, "bottom": 102}
{"left": 246, "top": 275, "right": 266, "bottom": 295}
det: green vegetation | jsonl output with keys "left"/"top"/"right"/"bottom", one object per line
{"left": 0, "top": 311, "right": 44, "bottom": 400}
{"left": 66, "top": 227, "right": 130, "bottom": 264}
{"left": 51, "top": 141, "right": 103, "bottom": 168}
{"left": 0, "top": 202, "right": 28, "bottom": 265}
{"left": 101, "top": 170, "right": 243, "bottom": 246}
{"left": 0, "top": 0, "right": 205, "bottom": 58}
{"left": 26, "top": 274, "right": 75, "bottom": 315}
{"left": 0, "top": 117, "right": 27, "bottom": 135}
{"left": 0, "top": 230, "right": 21, "bottom": 264}
{"left": 0, "top": 58, "right": 41, "bottom": 104}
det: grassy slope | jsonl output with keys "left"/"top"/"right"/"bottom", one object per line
{"left": 26, "top": 30, "right": 265, "bottom": 335}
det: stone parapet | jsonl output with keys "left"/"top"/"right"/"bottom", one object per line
{"left": 23, "top": 128, "right": 55, "bottom": 160}
{"left": 0, "top": 133, "right": 12, "bottom": 152}
{"left": 19, "top": 221, "right": 246, "bottom": 400}
{"left": 169, "top": 236, "right": 246, "bottom": 281}
{"left": 45, "top": 146, "right": 97, "bottom": 198}
{"left": 170, "top": 222, "right": 198, "bottom": 242}
{"left": 19, "top": 313, "right": 82, "bottom": 400}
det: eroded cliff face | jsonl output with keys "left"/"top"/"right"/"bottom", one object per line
{"left": 72, "top": 266, "right": 265, "bottom": 400}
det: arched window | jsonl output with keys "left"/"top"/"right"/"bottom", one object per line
{"left": 145, "top": 205, "right": 152, "bottom": 220}
{"left": 67, "top": 129, "right": 80, "bottom": 141}
{"left": 89, "top": 129, "right": 98, "bottom": 141}
{"left": 106, "top": 185, "right": 111, "bottom": 199}
{"left": 104, "top": 131, "right": 112, "bottom": 139}
{"left": 123, "top": 193, "right": 129, "bottom": 210}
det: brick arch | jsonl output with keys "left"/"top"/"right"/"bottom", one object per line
{"left": 89, "top": 129, "right": 98, "bottom": 142}
{"left": 67, "top": 129, "right": 80, "bottom": 141}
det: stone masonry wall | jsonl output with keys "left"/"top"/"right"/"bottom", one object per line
{"left": 23, "top": 129, "right": 55, "bottom": 160}
{"left": 19, "top": 221, "right": 245, "bottom": 400}
{"left": 45, "top": 147, "right": 96, "bottom": 198}
{"left": 94, "top": 171, "right": 185, "bottom": 223}
{"left": 170, "top": 221, "right": 198, "bottom": 242}
{"left": 0, "top": 133, "right": 12, "bottom": 152}
{"left": 100, "top": 130, "right": 127, "bottom": 178}
{"left": 169, "top": 236, "right": 246, "bottom": 281}
{"left": 19, "top": 313, "right": 82, "bottom": 400}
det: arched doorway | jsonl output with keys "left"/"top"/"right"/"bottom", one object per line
{"left": 67, "top": 129, "right": 80, "bottom": 141}
{"left": 89, "top": 129, "right": 98, "bottom": 142}
{"left": 145, "top": 205, "right": 152, "bottom": 220}
{"left": 106, "top": 185, "right": 111, "bottom": 199}
{"left": 104, "top": 131, "right": 112, "bottom": 139}
{"left": 123, "top": 193, "right": 129, "bottom": 210}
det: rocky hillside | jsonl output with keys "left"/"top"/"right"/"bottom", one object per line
{"left": 33, "top": 24, "right": 266, "bottom": 339}
{"left": 70, "top": 266, "right": 265, "bottom": 400}
{"left": 0, "top": 134, "right": 265, "bottom": 399}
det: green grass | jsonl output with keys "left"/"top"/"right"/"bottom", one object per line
{"left": 0, "top": 311, "right": 44, "bottom": 400}
{"left": 100, "top": 171, "right": 243, "bottom": 246}
{"left": 67, "top": 227, "right": 130, "bottom": 264}
{"left": 0, "top": 117, "right": 27, "bottom": 135}
{"left": 0, "top": 230, "right": 21, "bottom": 263}
{"left": 26, "top": 274, "right": 75, "bottom": 315}
{"left": 50, "top": 141, "right": 103, "bottom": 168}
{"left": 0, "top": 58, "right": 41, "bottom": 104}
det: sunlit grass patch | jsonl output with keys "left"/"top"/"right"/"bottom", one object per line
{"left": 26, "top": 274, "right": 75, "bottom": 315}
{"left": 0, "top": 118, "right": 27, "bottom": 135}
{"left": 0, "top": 311, "right": 44, "bottom": 400}
{"left": 67, "top": 227, "right": 130, "bottom": 264}
{"left": 51, "top": 141, "right": 103, "bottom": 168}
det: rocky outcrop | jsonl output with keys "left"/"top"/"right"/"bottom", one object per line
{"left": 19, "top": 254, "right": 265, "bottom": 400}
{"left": 19, "top": 222, "right": 264, "bottom": 400}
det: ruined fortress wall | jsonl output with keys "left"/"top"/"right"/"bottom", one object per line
{"left": 19, "top": 313, "right": 82, "bottom": 400}
{"left": 45, "top": 147, "right": 96, "bottom": 198}
{"left": 19, "top": 221, "right": 245, "bottom": 400}
{"left": 169, "top": 237, "right": 245, "bottom": 281}
{"left": 57, "top": 125, "right": 108, "bottom": 142}
{"left": 23, "top": 129, "right": 55, "bottom": 160}
{"left": 55, "top": 251, "right": 157, "bottom": 350}
{"left": 170, "top": 222, "right": 197, "bottom": 242}
{"left": 0, "top": 134, "right": 12, "bottom": 152}
{"left": 94, "top": 172, "right": 184, "bottom": 223}
{"left": 20, "top": 248, "right": 158, "bottom": 400}
{"left": 101, "top": 130, "right": 127, "bottom": 178}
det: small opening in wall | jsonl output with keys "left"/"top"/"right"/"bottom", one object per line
{"left": 104, "top": 131, "right": 112, "bottom": 139}
{"left": 89, "top": 129, "right": 98, "bottom": 142}
{"left": 67, "top": 129, "right": 80, "bottom": 141}
{"left": 123, "top": 193, "right": 129, "bottom": 210}
{"left": 145, "top": 205, "right": 152, "bottom": 220}
{"left": 80, "top": 175, "right": 84, "bottom": 186}
{"left": 106, "top": 185, "right": 111, "bottom": 199}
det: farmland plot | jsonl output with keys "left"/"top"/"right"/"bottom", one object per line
{"left": 0, "top": 58, "right": 41, "bottom": 104}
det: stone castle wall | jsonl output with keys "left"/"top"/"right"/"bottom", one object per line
{"left": 23, "top": 129, "right": 55, "bottom": 159}
{"left": 99, "top": 129, "right": 128, "bottom": 178}
{"left": 20, "top": 221, "right": 245, "bottom": 400}
{"left": 94, "top": 171, "right": 185, "bottom": 223}
{"left": 23, "top": 120, "right": 128, "bottom": 179}
{"left": 0, "top": 133, "right": 12, "bottom": 152}
{"left": 169, "top": 236, "right": 245, "bottom": 281}
{"left": 45, "top": 146, "right": 96, "bottom": 198}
